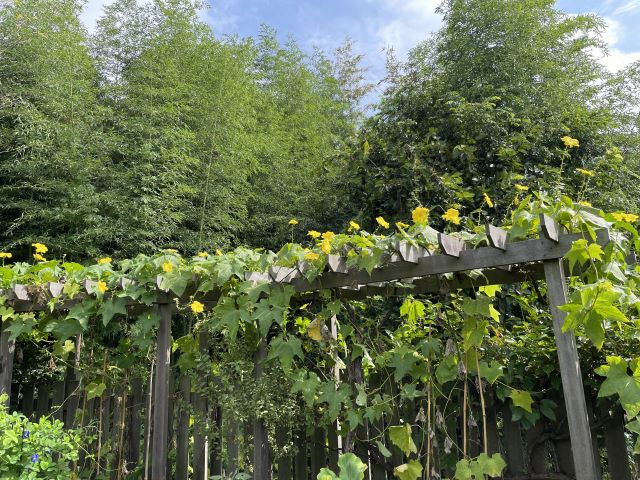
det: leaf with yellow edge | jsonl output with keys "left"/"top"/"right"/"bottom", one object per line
{"left": 393, "top": 460, "right": 422, "bottom": 480}
{"left": 388, "top": 424, "right": 417, "bottom": 456}
{"left": 509, "top": 389, "right": 533, "bottom": 413}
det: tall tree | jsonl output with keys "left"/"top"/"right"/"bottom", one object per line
{"left": 352, "top": 0, "right": 629, "bottom": 226}
{"left": 0, "top": 0, "right": 105, "bottom": 260}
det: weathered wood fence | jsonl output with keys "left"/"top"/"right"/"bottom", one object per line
{"left": 0, "top": 215, "right": 637, "bottom": 479}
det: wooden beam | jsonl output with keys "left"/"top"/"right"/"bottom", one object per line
{"left": 438, "top": 233, "right": 466, "bottom": 257}
{"left": 485, "top": 224, "right": 508, "bottom": 251}
{"left": 291, "top": 229, "right": 609, "bottom": 292}
{"left": 151, "top": 301, "right": 172, "bottom": 480}
{"left": 543, "top": 258, "right": 598, "bottom": 480}
{"left": 540, "top": 214, "right": 560, "bottom": 242}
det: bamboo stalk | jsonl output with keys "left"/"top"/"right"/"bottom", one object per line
{"left": 475, "top": 354, "right": 488, "bottom": 454}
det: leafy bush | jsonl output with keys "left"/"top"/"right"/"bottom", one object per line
{"left": 0, "top": 394, "right": 83, "bottom": 479}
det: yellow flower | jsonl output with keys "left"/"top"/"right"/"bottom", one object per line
{"left": 33, "top": 253, "right": 46, "bottom": 262}
{"left": 216, "top": 249, "right": 223, "bottom": 256}
{"left": 190, "top": 301, "right": 204, "bottom": 314}
{"left": 577, "top": 201, "right": 592, "bottom": 207}
{"left": 321, "top": 239, "right": 332, "bottom": 255}
{"left": 0, "top": 252, "right": 12, "bottom": 259}
{"left": 307, "top": 230, "right": 321, "bottom": 239}
{"left": 321, "top": 231, "right": 336, "bottom": 241}
{"left": 197, "top": 252, "right": 208, "bottom": 258}
{"left": 31, "top": 243, "right": 48, "bottom": 254}
{"left": 396, "top": 221, "right": 410, "bottom": 229}
{"left": 514, "top": 184, "right": 529, "bottom": 192}
{"left": 576, "top": 168, "right": 595, "bottom": 177}
{"left": 612, "top": 212, "right": 639, "bottom": 223}
{"left": 288, "top": 219, "right": 298, "bottom": 225}
{"left": 348, "top": 220, "right": 360, "bottom": 232}
{"left": 304, "top": 251, "right": 320, "bottom": 261}
{"left": 561, "top": 136, "right": 580, "bottom": 148}
{"left": 97, "top": 257, "right": 112, "bottom": 265}
{"left": 411, "top": 206, "right": 429, "bottom": 224}
{"left": 97, "top": 281, "right": 108, "bottom": 294}
{"left": 376, "top": 216, "right": 390, "bottom": 229}
{"left": 162, "top": 262, "right": 174, "bottom": 273}
{"left": 483, "top": 192, "right": 494, "bottom": 208}
{"left": 442, "top": 208, "right": 461, "bottom": 225}
{"left": 165, "top": 249, "right": 178, "bottom": 254}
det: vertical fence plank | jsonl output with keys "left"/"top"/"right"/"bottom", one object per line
{"left": 210, "top": 404, "right": 223, "bottom": 477}
{"left": 128, "top": 376, "right": 143, "bottom": 468}
{"left": 52, "top": 380, "right": 65, "bottom": 421}
{"left": 276, "top": 425, "right": 292, "bottom": 480}
{"left": 175, "top": 374, "right": 190, "bottom": 480}
{"left": 501, "top": 402, "right": 525, "bottom": 476}
{"left": 253, "top": 340, "right": 271, "bottom": 480}
{"left": 311, "top": 427, "right": 326, "bottom": 478}
{"left": 166, "top": 370, "right": 175, "bottom": 480}
{"left": 35, "top": 383, "right": 50, "bottom": 419}
{"left": 603, "top": 403, "right": 632, "bottom": 480}
{"left": 151, "top": 302, "right": 172, "bottom": 480}
{"left": 21, "top": 384, "right": 35, "bottom": 418}
{"left": 193, "top": 332, "right": 209, "bottom": 480}
{"left": 544, "top": 258, "right": 599, "bottom": 480}
{"left": 0, "top": 328, "right": 15, "bottom": 398}
{"left": 226, "top": 416, "right": 239, "bottom": 476}
{"left": 294, "top": 427, "right": 308, "bottom": 480}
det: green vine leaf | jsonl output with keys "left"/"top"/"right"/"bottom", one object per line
{"left": 388, "top": 424, "right": 417, "bottom": 456}
{"left": 393, "top": 460, "right": 422, "bottom": 480}
{"left": 509, "top": 389, "right": 534, "bottom": 413}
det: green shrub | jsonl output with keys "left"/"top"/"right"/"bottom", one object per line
{"left": 0, "top": 394, "right": 83, "bottom": 479}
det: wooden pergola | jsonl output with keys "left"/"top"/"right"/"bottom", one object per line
{"left": 0, "top": 214, "right": 617, "bottom": 480}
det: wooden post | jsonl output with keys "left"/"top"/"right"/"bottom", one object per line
{"left": 0, "top": 328, "right": 15, "bottom": 398}
{"left": 544, "top": 258, "right": 598, "bottom": 480}
{"left": 151, "top": 302, "right": 172, "bottom": 480}
{"left": 253, "top": 340, "right": 271, "bottom": 479}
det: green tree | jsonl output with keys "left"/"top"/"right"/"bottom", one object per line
{"left": 0, "top": 0, "right": 106, "bottom": 260}
{"left": 352, "top": 0, "right": 631, "bottom": 225}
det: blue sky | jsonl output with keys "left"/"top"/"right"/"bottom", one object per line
{"left": 82, "top": 0, "right": 640, "bottom": 96}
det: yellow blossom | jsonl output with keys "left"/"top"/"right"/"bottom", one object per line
{"left": 288, "top": 219, "right": 298, "bottom": 225}
{"left": 165, "top": 249, "right": 178, "bottom": 254}
{"left": 33, "top": 253, "right": 46, "bottom": 262}
{"left": 483, "top": 192, "right": 494, "bottom": 208}
{"left": 561, "top": 136, "right": 580, "bottom": 148}
{"left": 304, "top": 251, "right": 320, "bottom": 261}
{"left": 197, "top": 252, "right": 208, "bottom": 258}
{"left": 442, "top": 208, "right": 461, "bottom": 225}
{"left": 162, "top": 262, "right": 174, "bottom": 273}
{"left": 97, "top": 281, "right": 108, "bottom": 294}
{"left": 97, "top": 257, "right": 112, "bottom": 265}
{"left": 216, "top": 249, "right": 223, "bottom": 256}
{"left": 321, "top": 239, "right": 332, "bottom": 255}
{"left": 396, "top": 221, "right": 410, "bottom": 229}
{"left": 376, "top": 216, "right": 390, "bottom": 229}
{"left": 0, "top": 252, "right": 12, "bottom": 259}
{"left": 612, "top": 212, "right": 639, "bottom": 223}
{"left": 31, "top": 243, "right": 48, "bottom": 254}
{"left": 514, "top": 184, "right": 529, "bottom": 192}
{"left": 190, "top": 301, "right": 204, "bottom": 314}
{"left": 576, "top": 168, "right": 595, "bottom": 177}
{"left": 307, "top": 230, "right": 321, "bottom": 239}
{"left": 348, "top": 220, "right": 360, "bottom": 232}
{"left": 577, "top": 201, "right": 592, "bottom": 207}
{"left": 412, "top": 207, "right": 429, "bottom": 224}
{"left": 321, "top": 231, "right": 336, "bottom": 241}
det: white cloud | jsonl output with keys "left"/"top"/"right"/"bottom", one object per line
{"left": 612, "top": 0, "right": 640, "bottom": 15}
{"left": 376, "top": 0, "right": 442, "bottom": 56}
{"left": 598, "top": 16, "right": 640, "bottom": 72}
